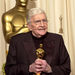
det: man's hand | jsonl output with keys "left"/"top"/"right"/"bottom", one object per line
{"left": 29, "top": 59, "right": 52, "bottom": 73}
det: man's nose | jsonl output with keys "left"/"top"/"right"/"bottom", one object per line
{"left": 40, "top": 21, "right": 44, "bottom": 26}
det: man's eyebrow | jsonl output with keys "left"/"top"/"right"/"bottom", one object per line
{"left": 34, "top": 20, "right": 41, "bottom": 22}
{"left": 34, "top": 19, "right": 47, "bottom": 21}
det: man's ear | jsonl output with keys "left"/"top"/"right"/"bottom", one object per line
{"left": 27, "top": 24, "right": 32, "bottom": 31}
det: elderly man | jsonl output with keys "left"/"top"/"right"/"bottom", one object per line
{"left": 5, "top": 8, "right": 71, "bottom": 75}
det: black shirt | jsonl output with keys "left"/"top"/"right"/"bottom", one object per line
{"left": 31, "top": 32, "right": 48, "bottom": 49}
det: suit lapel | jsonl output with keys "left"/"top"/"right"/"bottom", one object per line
{"left": 23, "top": 33, "right": 37, "bottom": 64}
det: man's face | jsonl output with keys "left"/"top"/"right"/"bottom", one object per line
{"left": 17, "top": 0, "right": 27, "bottom": 2}
{"left": 28, "top": 13, "right": 48, "bottom": 38}
{"left": 16, "top": 0, "right": 28, "bottom": 5}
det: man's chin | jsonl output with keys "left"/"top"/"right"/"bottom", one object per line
{"left": 39, "top": 32, "right": 47, "bottom": 36}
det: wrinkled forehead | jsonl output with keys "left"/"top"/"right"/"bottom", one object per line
{"left": 31, "top": 13, "right": 47, "bottom": 20}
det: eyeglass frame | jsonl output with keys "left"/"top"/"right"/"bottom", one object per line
{"left": 29, "top": 19, "right": 48, "bottom": 25}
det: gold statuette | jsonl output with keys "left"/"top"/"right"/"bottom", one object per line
{"left": 36, "top": 44, "right": 45, "bottom": 75}
{"left": 2, "top": 0, "right": 29, "bottom": 43}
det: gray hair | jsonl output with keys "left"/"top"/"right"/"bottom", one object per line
{"left": 26, "top": 8, "right": 47, "bottom": 23}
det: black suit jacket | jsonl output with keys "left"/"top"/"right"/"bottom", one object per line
{"left": 5, "top": 32, "right": 71, "bottom": 75}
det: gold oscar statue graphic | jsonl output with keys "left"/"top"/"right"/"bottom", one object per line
{"left": 36, "top": 44, "right": 45, "bottom": 75}
{"left": 2, "top": 0, "right": 29, "bottom": 43}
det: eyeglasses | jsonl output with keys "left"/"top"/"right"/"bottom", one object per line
{"left": 32, "top": 19, "right": 48, "bottom": 25}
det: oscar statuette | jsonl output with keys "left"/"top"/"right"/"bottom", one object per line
{"left": 36, "top": 44, "right": 45, "bottom": 75}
